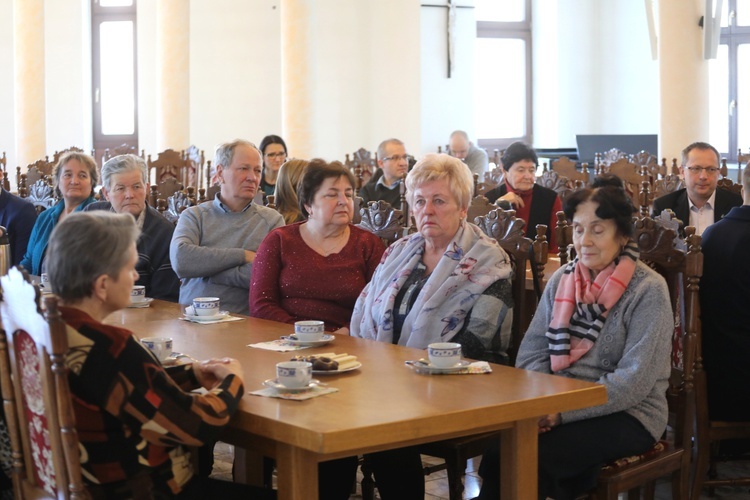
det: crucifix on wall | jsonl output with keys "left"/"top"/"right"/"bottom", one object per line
{"left": 421, "top": 1, "right": 474, "bottom": 78}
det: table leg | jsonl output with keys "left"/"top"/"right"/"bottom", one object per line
{"left": 233, "top": 447, "right": 266, "bottom": 486}
{"left": 500, "top": 418, "right": 538, "bottom": 500}
{"left": 276, "top": 444, "right": 318, "bottom": 500}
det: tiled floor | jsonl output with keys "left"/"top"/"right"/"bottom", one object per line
{"left": 211, "top": 442, "right": 750, "bottom": 499}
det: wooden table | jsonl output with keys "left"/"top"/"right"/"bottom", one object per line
{"left": 106, "top": 300, "right": 606, "bottom": 500}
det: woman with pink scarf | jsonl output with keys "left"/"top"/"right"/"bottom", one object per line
{"left": 478, "top": 186, "right": 673, "bottom": 500}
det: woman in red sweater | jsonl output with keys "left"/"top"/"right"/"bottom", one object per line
{"left": 249, "top": 159, "right": 385, "bottom": 334}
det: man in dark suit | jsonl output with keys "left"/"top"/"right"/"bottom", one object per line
{"left": 700, "top": 164, "right": 750, "bottom": 422}
{"left": 652, "top": 141, "right": 742, "bottom": 235}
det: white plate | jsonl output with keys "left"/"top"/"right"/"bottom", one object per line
{"left": 262, "top": 378, "right": 322, "bottom": 393}
{"left": 128, "top": 297, "right": 154, "bottom": 308}
{"left": 405, "top": 359, "right": 471, "bottom": 374}
{"left": 184, "top": 310, "right": 231, "bottom": 322}
{"left": 279, "top": 334, "right": 334, "bottom": 347}
{"left": 313, "top": 361, "right": 362, "bottom": 375}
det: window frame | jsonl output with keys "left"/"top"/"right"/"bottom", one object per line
{"left": 718, "top": 0, "right": 750, "bottom": 161}
{"left": 91, "top": 0, "right": 139, "bottom": 161}
{"left": 475, "top": 0, "right": 532, "bottom": 152}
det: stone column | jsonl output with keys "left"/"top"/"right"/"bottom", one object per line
{"left": 156, "top": 0, "right": 190, "bottom": 151}
{"left": 13, "top": 0, "right": 46, "bottom": 168}
{"left": 281, "top": 0, "right": 315, "bottom": 158}
{"left": 658, "top": 0, "right": 709, "bottom": 157}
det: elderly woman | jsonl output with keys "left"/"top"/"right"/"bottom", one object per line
{"left": 259, "top": 134, "right": 288, "bottom": 199}
{"left": 484, "top": 141, "right": 562, "bottom": 252}
{"left": 250, "top": 159, "right": 385, "bottom": 333}
{"left": 351, "top": 152, "right": 513, "bottom": 362}
{"left": 477, "top": 186, "right": 673, "bottom": 500}
{"left": 46, "top": 211, "right": 274, "bottom": 499}
{"left": 273, "top": 158, "right": 309, "bottom": 224}
{"left": 20, "top": 151, "right": 99, "bottom": 275}
{"left": 350, "top": 153, "right": 514, "bottom": 498}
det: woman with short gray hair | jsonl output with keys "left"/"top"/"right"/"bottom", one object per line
{"left": 48, "top": 211, "right": 273, "bottom": 499}
{"left": 20, "top": 152, "right": 99, "bottom": 274}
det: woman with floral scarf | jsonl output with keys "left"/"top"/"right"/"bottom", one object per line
{"left": 351, "top": 153, "right": 514, "bottom": 498}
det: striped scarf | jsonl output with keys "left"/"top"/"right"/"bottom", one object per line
{"left": 546, "top": 241, "right": 639, "bottom": 372}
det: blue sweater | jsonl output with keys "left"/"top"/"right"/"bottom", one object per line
{"left": 20, "top": 197, "right": 96, "bottom": 275}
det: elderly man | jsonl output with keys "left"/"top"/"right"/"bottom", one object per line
{"left": 652, "top": 141, "right": 742, "bottom": 235}
{"left": 700, "top": 164, "right": 750, "bottom": 423}
{"left": 84, "top": 154, "right": 180, "bottom": 301}
{"left": 448, "top": 130, "right": 488, "bottom": 177}
{"left": 359, "top": 138, "right": 409, "bottom": 209}
{"left": 170, "top": 140, "right": 284, "bottom": 315}
{"left": 0, "top": 187, "right": 37, "bottom": 266}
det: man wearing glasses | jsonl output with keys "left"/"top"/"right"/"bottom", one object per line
{"left": 448, "top": 129, "right": 488, "bottom": 177}
{"left": 652, "top": 142, "right": 742, "bottom": 235}
{"left": 359, "top": 138, "right": 409, "bottom": 209}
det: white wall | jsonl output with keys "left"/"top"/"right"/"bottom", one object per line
{"left": 45, "top": 0, "right": 91, "bottom": 155}
{"left": 0, "top": 0, "right": 663, "bottom": 175}
{"left": 533, "top": 0, "right": 659, "bottom": 148}
{"left": 0, "top": 0, "right": 14, "bottom": 172}
{"left": 420, "top": 3, "right": 476, "bottom": 154}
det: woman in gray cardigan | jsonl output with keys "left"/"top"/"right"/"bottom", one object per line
{"left": 478, "top": 186, "right": 673, "bottom": 500}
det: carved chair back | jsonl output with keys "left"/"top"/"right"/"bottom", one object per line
{"left": 536, "top": 169, "right": 574, "bottom": 202}
{"left": 466, "top": 195, "right": 496, "bottom": 224}
{"left": 26, "top": 179, "right": 57, "bottom": 214}
{"left": 0, "top": 267, "right": 89, "bottom": 499}
{"left": 102, "top": 143, "right": 143, "bottom": 163}
{"left": 591, "top": 219, "right": 701, "bottom": 499}
{"left": 550, "top": 156, "right": 590, "bottom": 186}
{"left": 147, "top": 149, "right": 191, "bottom": 188}
{"left": 345, "top": 148, "right": 377, "bottom": 187}
{"left": 356, "top": 200, "right": 407, "bottom": 247}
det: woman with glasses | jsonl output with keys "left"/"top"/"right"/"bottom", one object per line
{"left": 258, "top": 134, "right": 288, "bottom": 200}
{"left": 484, "top": 141, "right": 562, "bottom": 251}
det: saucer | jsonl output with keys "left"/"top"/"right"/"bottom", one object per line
{"left": 128, "top": 297, "right": 154, "bottom": 308}
{"left": 313, "top": 361, "right": 362, "bottom": 375}
{"left": 184, "top": 310, "right": 231, "bottom": 322}
{"left": 406, "top": 359, "right": 471, "bottom": 374}
{"left": 262, "top": 378, "right": 321, "bottom": 393}
{"left": 280, "top": 334, "right": 334, "bottom": 347}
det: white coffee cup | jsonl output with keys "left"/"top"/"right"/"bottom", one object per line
{"left": 294, "top": 320, "right": 325, "bottom": 342}
{"left": 141, "top": 337, "right": 173, "bottom": 362}
{"left": 131, "top": 285, "right": 146, "bottom": 303}
{"left": 192, "top": 297, "right": 220, "bottom": 316}
{"left": 276, "top": 361, "right": 312, "bottom": 389}
{"left": 428, "top": 342, "right": 463, "bottom": 368}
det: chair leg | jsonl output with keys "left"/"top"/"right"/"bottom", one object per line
{"left": 360, "top": 457, "right": 376, "bottom": 500}
{"left": 444, "top": 455, "right": 464, "bottom": 500}
{"left": 692, "top": 439, "right": 710, "bottom": 500}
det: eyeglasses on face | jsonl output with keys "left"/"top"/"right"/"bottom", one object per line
{"left": 685, "top": 166, "right": 720, "bottom": 175}
{"left": 383, "top": 155, "right": 409, "bottom": 162}
{"left": 265, "top": 152, "right": 287, "bottom": 159}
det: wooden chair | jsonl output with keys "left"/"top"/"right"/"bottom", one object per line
{"left": 345, "top": 148, "right": 377, "bottom": 187}
{"left": 550, "top": 156, "right": 590, "bottom": 186}
{"left": 102, "top": 143, "right": 143, "bottom": 163}
{"left": 0, "top": 152, "right": 8, "bottom": 191}
{"left": 0, "top": 267, "right": 89, "bottom": 499}
{"left": 629, "top": 150, "right": 658, "bottom": 168}
{"left": 466, "top": 195, "right": 496, "bottom": 224}
{"left": 157, "top": 190, "right": 194, "bottom": 224}
{"left": 653, "top": 174, "right": 684, "bottom": 200}
{"left": 596, "top": 148, "right": 628, "bottom": 170}
{"left": 147, "top": 148, "right": 191, "bottom": 188}
{"left": 149, "top": 177, "right": 183, "bottom": 209}
{"left": 419, "top": 209, "right": 543, "bottom": 500}
{"left": 25, "top": 179, "right": 57, "bottom": 214}
{"left": 589, "top": 218, "right": 702, "bottom": 500}
{"left": 603, "top": 158, "right": 650, "bottom": 213}
{"left": 716, "top": 159, "right": 743, "bottom": 196}
{"left": 356, "top": 200, "right": 407, "bottom": 246}
{"left": 537, "top": 168, "right": 574, "bottom": 202}
{"left": 555, "top": 211, "right": 574, "bottom": 264}
{"left": 183, "top": 145, "right": 205, "bottom": 190}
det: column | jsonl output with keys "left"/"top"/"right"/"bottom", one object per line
{"left": 658, "top": 0, "right": 709, "bottom": 157}
{"left": 13, "top": 0, "right": 46, "bottom": 168}
{"left": 281, "top": 0, "right": 315, "bottom": 158}
{"left": 156, "top": 0, "right": 190, "bottom": 151}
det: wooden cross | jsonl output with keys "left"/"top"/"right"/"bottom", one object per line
{"left": 420, "top": 1, "right": 474, "bottom": 78}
